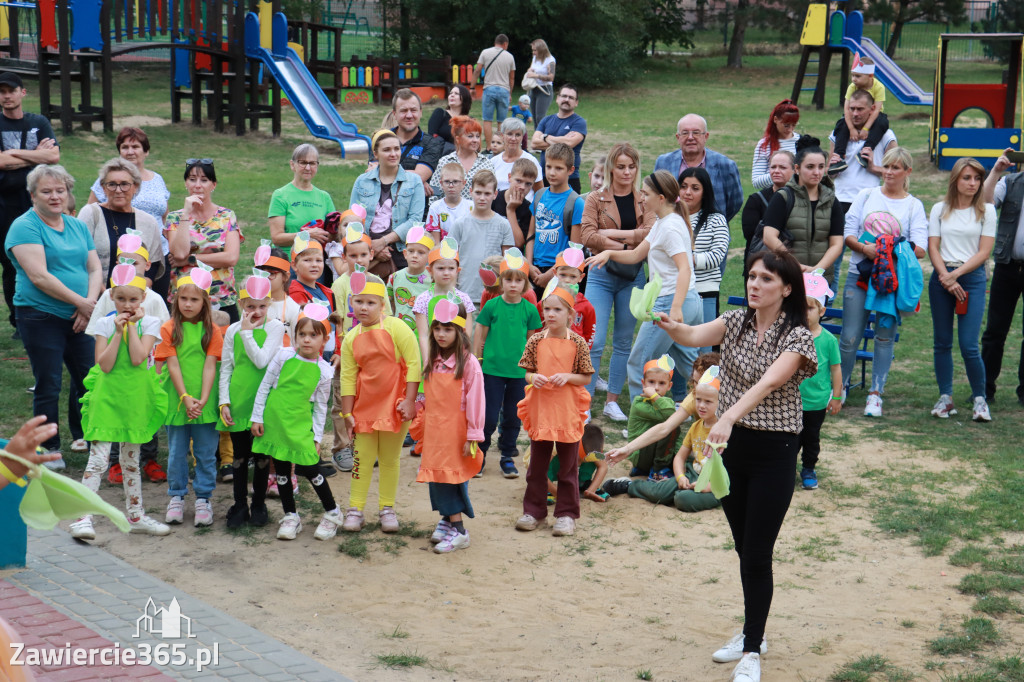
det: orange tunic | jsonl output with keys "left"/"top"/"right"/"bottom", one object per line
{"left": 352, "top": 328, "right": 407, "bottom": 433}
{"left": 411, "top": 372, "right": 483, "bottom": 484}
{"left": 517, "top": 332, "right": 591, "bottom": 443}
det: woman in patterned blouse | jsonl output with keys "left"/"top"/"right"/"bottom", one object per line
{"left": 632, "top": 249, "right": 818, "bottom": 682}
{"left": 166, "top": 159, "right": 241, "bottom": 321}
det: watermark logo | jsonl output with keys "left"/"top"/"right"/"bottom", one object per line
{"left": 135, "top": 597, "right": 195, "bottom": 639}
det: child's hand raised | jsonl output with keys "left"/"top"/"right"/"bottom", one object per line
{"left": 128, "top": 307, "right": 145, "bottom": 323}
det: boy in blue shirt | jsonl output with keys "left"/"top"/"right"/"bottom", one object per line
{"left": 510, "top": 94, "right": 532, "bottom": 125}
{"left": 525, "top": 143, "right": 584, "bottom": 300}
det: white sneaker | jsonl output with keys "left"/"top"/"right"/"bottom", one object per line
{"left": 732, "top": 652, "right": 761, "bottom": 682}
{"left": 552, "top": 516, "right": 575, "bottom": 536}
{"left": 42, "top": 453, "right": 66, "bottom": 471}
{"left": 194, "top": 498, "right": 213, "bottom": 527}
{"left": 277, "top": 512, "right": 302, "bottom": 540}
{"left": 931, "top": 394, "right": 957, "bottom": 418}
{"left": 595, "top": 376, "right": 609, "bottom": 392}
{"left": 602, "top": 401, "right": 628, "bottom": 422}
{"left": 129, "top": 514, "right": 171, "bottom": 536}
{"left": 165, "top": 496, "right": 185, "bottom": 524}
{"left": 313, "top": 508, "right": 344, "bottom": 540}
{"left": 972, "top": 396, "right": 992, "bottom": 422}
{"left": 712, "top": 633, "right": 768, "bottom": 663}
{"left": 433, "top": 528, "right": 470, "bottom": 553}
{"left": 431, "top": 519, "right": 453, "bottom": 544}
{"left": 515, "top": 514, "right": 541, "bottom": 531}
{"left": 864, "top": 393, "right": 883, "bottom": 417}
{"left": 70, "top": 516, "right": 95, "bottom": 540}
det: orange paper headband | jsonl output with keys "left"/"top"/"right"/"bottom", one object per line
{"left": 542, "top": 276, "right": 577, "bottom": 310}
{"left": 643, "top": 355, "right": 675, "bottom": 375}
{"left": 499, "top": 247, "right": 529, "bottom": 275}
{"left": 342, "top": 223, "right": 371, "bottom": 247}
{"left": 429, "top": 237, "right": 460, "bottom": 264}
{"left": 292, "top": 230, "right": 324, "bottom": 260}
{"left": 698, "top": 365, "right": 721, "bottom": 391}
{"left": 555, "top": 242, "right": 586, "bottom": 272}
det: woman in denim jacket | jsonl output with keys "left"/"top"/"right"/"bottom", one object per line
{"left": 351, "top": 130, "right": 426, "bottom": 276}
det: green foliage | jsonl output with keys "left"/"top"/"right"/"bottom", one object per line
{"left": 282, "top": 0, "right": 325, "bottom": 22}
{"left": 928, "top": 617, "right": 999, "bottom": 656}
{"left": 379, "top": 0, "right": 680, "bottom": 86}
{"left": 863, "top": 0, "right": 967, "bottom": 57}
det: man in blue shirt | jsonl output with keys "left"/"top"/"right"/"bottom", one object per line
{"left": 654, "top": 113, "right": 742, "bottom": 222}
{"left": 531, "top": 84, "right": 587, "bottom": 194}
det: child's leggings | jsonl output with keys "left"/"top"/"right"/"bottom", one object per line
{"left": 82, "top": 441, "right": 143, "bottom": 519}
{"left": 799, "top": 408, "right": 827, "bottom": 471}
{"left": 166, "top": 423, "right": 218, "bottom": 499}
{"left": 273, "top": 459, "right": 336, "bottom": 515}
{"left": 349, "top": 426, "right": 408, "bottom": 510}
{"left": 524, "top": 440, "right": 580, "bottom": 520}
{"left": 229, "top": 431, "right": 270, "bottom": 506}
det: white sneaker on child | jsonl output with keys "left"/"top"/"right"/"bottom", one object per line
{"left": 596, "top": 376, "right": 609, "bottom": 392}
{"left": 194, "top": 498, "right": 213, "bottom": 527}
{"left": 314, "top": 508, "right": 344, "bottom": 541}
{"left": 165, "top": 496, "right": 185, "bottom": 524}
{"left": 552, "top": 516, "right": 575, "bottom": 536}
{"left": 277, "top": 512, "right": 302, "bottom": 540}
{"left": 864, "top": 393, "right": 883, "bottom": 417}
{"left": 129, "top": 515, "right": 171, "bottom": 536}
{"left": 433, "top": 528, "right": 470, "bottom": 553}
{"left": 431, "top": 519, "right": 453, "bottom": 544}
{"left": 712, "top": 633, "right": 768, "bottom": 663}
{"left": 70, "top": 516, "right": 95, "bottom": 540}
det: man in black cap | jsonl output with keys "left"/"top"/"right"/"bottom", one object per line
{"left": 0, "top": 71, "right": 59, "bottom": 338}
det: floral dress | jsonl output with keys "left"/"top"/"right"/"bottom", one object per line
{"left": 166, "top": 207, "right": 241, "bottom": 308}
{"left": 428, "top": 152, "right": 494, "bottom": 203}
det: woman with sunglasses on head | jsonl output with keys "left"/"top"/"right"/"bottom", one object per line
{"left": 79, "top": 158, "right": 164, "bottom": 286}
{"left": 268, "top": 143, "right": 335, "bottom": 255}
{"left": 166, "top": 158, "right": 242, "bottom": 322}
{"left": 87, "top": 127, "right": 172, "bottom": 299}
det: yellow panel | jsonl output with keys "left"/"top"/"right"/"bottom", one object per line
{"left": 801, "top": 4, "right": 828, "bottom": 46}
{"left": 939, "top": 148, "right": 1005, "bottom": 157}
{"left": 259, "top": 0, "right": 273, "bottom": 50}
{"left": 0, "top": 7, "right": 8, "bottom": 42}
{"left": 288, "top": 41, "right": 304, "bottom": 63}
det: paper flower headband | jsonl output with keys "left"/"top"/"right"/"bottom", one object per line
{"left": 431, "top": 292, "right": 466, "bottom": 328}
{"left": 177, "top": 260, "right": 213, "bottom": 293}
{"left": 428, "top": 237, "right": 460, "bottom": 264}
{"left": 110, "top": 257, "right": 147, "bottom": 291}
{"left": 254, "top": 239, "right": 290, "bottom": 273}
{"left": 803, "top": 268, "right": 834, "bottom": 306}
{"left": 541, "top": 276, "right": 578, "bottom": 310}
{"left": 698, "top": 365, "right": 721, "bottom": 391}
{"left": 643, "top": 354, "right": 675, "bottom": 376}
{"left": 340, "top": 203, "right": 367, "bottom": 226}
{"left": 555, "top": 242, "right": 586, "bottom": 272}
{"left": 405, "top": 223, "right": 435, "bottom": 251}
{"left": 299, "top": 301, "right": 331, "bottom": 336}
{"left": 350, "top": 267, "right": 387, "bottom": 299}
{"left": 499, "top": 247, "right": 530, "bottom": 275}
{"left": 238, "top": 268, "right": 272, "bottom": 300}
{"left": 115, "top": 229, "right": 149, "bottom": 261}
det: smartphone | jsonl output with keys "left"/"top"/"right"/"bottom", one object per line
{"left": 1007, "top": 151, "right": 1024, "bottom": 164}
{"left": 955, "top": 292, "right": 969, "bottom": 315}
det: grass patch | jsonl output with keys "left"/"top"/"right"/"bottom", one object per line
{"left": 375, "top": 651, "right": 430, "bottom": 669}
{"left": 338, "top": 536, "right": 369, "bottom": 559}
{"left": 382, "top": 625, "right": 410, "bottom": 639}
{"left": 957, "top": 573, "right": 1024, "bottom": 596}
{"left": 830, "top": 654, "right": 914, "bottom": 682}
{"left": 795, "top": 534, "right": 841, "bottom": 562}
{"left": 928, "top": 617, "right": 1000, "bottom": 656}
{"left": 635, "top": 669, "right": 653, "bottom": 681}
{"left": 950, "top": 545, "right": 991, "bottom": 567}
{"left": 972, "top": 595, "right": 1023, "bottom": 617}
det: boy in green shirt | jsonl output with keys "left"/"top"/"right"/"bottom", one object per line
{"left": 625, "top": 355, "right": 682, "bottom": 479}
{"left": 386, "top": 224, "right": 434, "bottom": 333}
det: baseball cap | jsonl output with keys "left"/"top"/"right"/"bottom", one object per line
{"left": 0, "top": 72, "right": 24, "bottom": 89}
{"left": 518, "top": 94, "right": 530, "bottom": 105}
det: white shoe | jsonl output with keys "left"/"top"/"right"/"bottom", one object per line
{"left": 313, "top": 508, "right": 344, "bottom": 540}
{"left": 431, "top": 519, "right": 453, "bottom": 544}
{"left": 583, "top": 410, "right": 591, "bottom": 425}
{"left": 840, "top": 387, "right": 847, "bottom": 406}
{"left": 602, "top": 401, "right": 628, "bottom": 422}
{"left": 42, "top": 453, "right": 66, "bottom": 471}
{"left": 194, "top": 498, "right": 213, "bottom": 527}
{"left": 70, "top": 516, "right": 95, "bottom": 540}
{"left": 552, "top": 516, "right": 575, "bottom": 536}
{"left": 596, "top": 376, "right": 609, "bottom": 392}
{"left": 277, "top": 512, "right": 302, "bottom": 540}
{"left": 129, "top": 514, "right": 171, "bottom": 536}
{"left": 165, "top": 496, "right": 185, "bottom": 524}
{"left": 732, "top": 652, "right": 761, "bottom": 682}
{"left": 621, "top": 428, "right": 629, "bottom": 439}
{"left": 931, "top": 394, "right": 957, "bottom": 418}
{"left": 433, "top": 528, "right": 470, "bottom": 553}
{"left": 864, "top": 393, "right": 883, "bottom": 417}
{"left": 972, "top": 396, "right": 992, "bottom": 422}
{"left": 712, "top": 633, "right": 768, "bottom": 663}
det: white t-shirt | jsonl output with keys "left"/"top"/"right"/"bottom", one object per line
{"left": 268, "top": 297, "right": 301, "bottom": 342}
{"left": 91, "top": 313, "right": 162, "bottom": 341}
{"left": 644, "top": 213, "right": 697, "bottom": 297}
{"left": 530, "top": 55, "right": 556, "bottom": 79}
{"left": 85, "top": 289, "right": 169, "bottom": 337}
{"left": 844, "top": 186, "right": 928, "bottom": 268}
{"left": 830, "top": 129, "right": 898, "bottom": 203}
{"left": 490, "top": 151, "right": 542, "bottom": 200}
{"left": 751, "top": 134, "right": 800, "bottom": 191}
{"left": 928, "top": 202, "right": 997, "bottom": 265}
{"left": 426, "top": 197, "right": 471, "bottom": 240}
{"left": 993, "top": 176, "right": 1024, "bottom": 260}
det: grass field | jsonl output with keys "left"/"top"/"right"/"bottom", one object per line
{"left": 3, "top": 48, "right": 1024, "bottom": 679}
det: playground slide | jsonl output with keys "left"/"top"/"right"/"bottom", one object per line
{"left": 840, "top": 36, "right": 933, "bottom": 106}
{"left": 245, "top": 12, "right": 371, "bottom": 157}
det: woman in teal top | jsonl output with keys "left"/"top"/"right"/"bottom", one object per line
{"left": 268, "top": 143, "right": 336, "bottom": 256}
{"left": 4, "top": 165, "right": 102, "bottom": 464}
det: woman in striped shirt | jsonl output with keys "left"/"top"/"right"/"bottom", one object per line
{"left": 679, "top": 167, "right": 730, "bottom": 351}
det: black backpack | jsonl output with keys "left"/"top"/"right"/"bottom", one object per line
{"left": 748, "top": 186, "right": 795, "bottom": 255}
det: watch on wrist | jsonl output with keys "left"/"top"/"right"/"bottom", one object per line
{"left": 543, "top": 134, "right": 549, "bottom": 143}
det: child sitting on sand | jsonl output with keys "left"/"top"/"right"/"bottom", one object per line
{"left": 625, "top": 355, "right": 682, "bottom": 480}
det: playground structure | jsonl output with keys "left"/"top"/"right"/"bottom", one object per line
{"left": 793, "top": 2, "right": 1022, "bottom": 169}
{"left": 0, "top": 0, "right": 374, "bottom": 155}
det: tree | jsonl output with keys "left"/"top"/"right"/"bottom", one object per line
{"left": 726, "top": 0, "right": 749, "bottom": 68}
{"left": 641, "top": 0, "right": 694, "bottom": 57}
{"left": 863, "top": 0, "right": 967, "bottom": 58}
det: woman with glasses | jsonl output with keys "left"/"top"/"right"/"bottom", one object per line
{"left": 428, "top": 116, "right": 493, "bottom": 202}
{"left": 87, "top": 127, "right": 171, "bottom": 299}
{"left": 79, "top": 158, "right": 164, "bottom": 285}
{"left": 167, "top": 158, "right": 242, "bottom": 322}
{"left": 268, "top": 144, "right": 336, "bottom": 255}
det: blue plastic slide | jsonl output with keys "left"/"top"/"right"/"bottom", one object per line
{"left": 245, "top": 11, "right": 371, "bottom": 157}
{"left": 841, "top": 11, "right": 932, "bottom": 106}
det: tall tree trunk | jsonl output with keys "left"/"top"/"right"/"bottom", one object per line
{"left": 885, "top": 2, "right": 906, "bottom": 58}
{"left": 399, "top": 0, "right": 410, "bottom": 54}
{"left": 727, "top": 0, "right": 749, "bottom": 68}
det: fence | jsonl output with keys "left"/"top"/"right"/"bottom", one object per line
{"left": 876, "top": 1, "right": 1006, "bottom": 62}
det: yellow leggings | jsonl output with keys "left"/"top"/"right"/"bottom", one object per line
{"left": 349, "top": 426, "right": 408, "bottom": 510}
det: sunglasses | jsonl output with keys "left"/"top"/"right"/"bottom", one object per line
{"left": 185, "top": 158, "right": 214, "bottom": 167}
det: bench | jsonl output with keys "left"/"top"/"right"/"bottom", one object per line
{"left": 726, "top": 296, "right": 899, "bottom": 390}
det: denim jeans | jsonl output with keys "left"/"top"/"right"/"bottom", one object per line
{"left": 981, "top": 259, "right": 1024, "bottom": 402}
{"left": 166, "top": 422, "right": 219, "bottom": 499}
{"left": 699, "top": 292, "right": 719, "bottom": 354}
{"left": 481, "top": 85, "right": 510, "bottom": 122}
{"left": 626, "top": 289, "right": 703, "bottom": 401}
{"left": 16, "top": 306, "right": 94, "bottom": 450}
{"left": 930, "top": 267, "right": 987, "bottom": 398}
{"left": 482, "top": 373, "right": 527, "bottom": 460}
{"left": 838, "top": 270, "right": 897, "bottom": 393}
{"left": 587, "top": 264, "right": 645, "bottom": 396}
